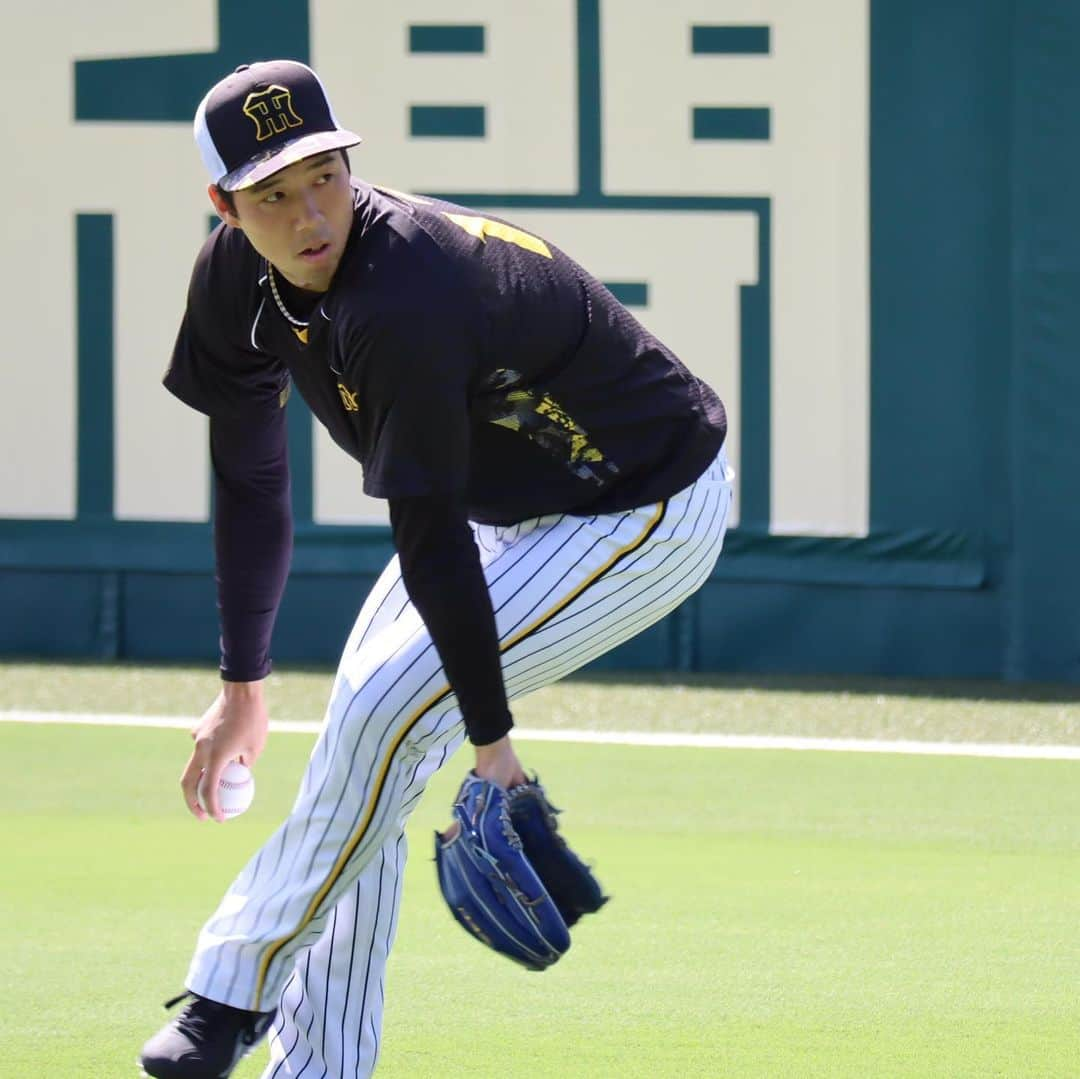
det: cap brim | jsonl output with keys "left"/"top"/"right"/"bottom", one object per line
{"left": 220, "top": 129, "right": 363, "bottom": 191}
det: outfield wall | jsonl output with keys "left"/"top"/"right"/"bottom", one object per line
{"left": 1, "top": 0, "right": 1078, "bottom": 682}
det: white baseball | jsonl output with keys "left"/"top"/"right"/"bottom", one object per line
{"left": 198, "top": 761, "right": 255, "bottom": 819}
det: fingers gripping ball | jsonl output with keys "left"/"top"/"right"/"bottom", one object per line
{"left": 197, "top": 761, "right": 255, "bottom": 819}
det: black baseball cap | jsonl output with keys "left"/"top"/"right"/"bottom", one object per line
{"left": 194, "top": 60, "right": 362, "bottom": 191}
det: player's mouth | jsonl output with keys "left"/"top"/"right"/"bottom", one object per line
{"left": 298, "top": 241, "right": 332, "bottom": 263}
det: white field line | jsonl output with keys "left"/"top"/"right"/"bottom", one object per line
{"left": 0, "top": 709, "right": 1078, "bottom": 760}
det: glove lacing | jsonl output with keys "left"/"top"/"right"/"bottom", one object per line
{"left": 466, "top": 795, "right": 549, "bottom": 909}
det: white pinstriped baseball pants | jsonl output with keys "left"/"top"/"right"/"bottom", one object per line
{"left": 186, "top": 448, "right": 733, "bottom": 1077}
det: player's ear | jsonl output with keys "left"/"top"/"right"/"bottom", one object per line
{"left": 207, "top": 184, "right": 241, "bottom": 228}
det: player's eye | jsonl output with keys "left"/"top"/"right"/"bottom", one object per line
{"left": 263, "top": 191, "right": 284, "bottom": 204}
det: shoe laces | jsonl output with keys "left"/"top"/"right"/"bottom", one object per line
{"left": 162, "top": 991, "right": 263, "bottom": 1045}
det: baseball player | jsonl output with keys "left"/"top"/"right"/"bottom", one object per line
{"left": 140, "top": 60, "right": 733, "bottom": 1078}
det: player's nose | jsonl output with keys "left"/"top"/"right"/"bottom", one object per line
{"left": 293, "top": 190, "right": 324, "bottom": 228}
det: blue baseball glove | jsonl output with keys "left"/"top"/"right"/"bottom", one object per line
{"left": 434, "top": 773, "right": 607, "bottom": 971}
{"left": 505, "top": 775, "right": 608, "bottom": 928}
{"left": 435, "top": 774, "right": 570, "bottom": 970}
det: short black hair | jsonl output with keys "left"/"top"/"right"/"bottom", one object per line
{"left": 214, "top": 148, "right": 351, "bottom": 215}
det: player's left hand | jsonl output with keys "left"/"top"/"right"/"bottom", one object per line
{"left": 434, "top": 773, "right": 570, "bottom": 969}
{"left": 473, "top": 733, "right": 527, "bottom": 788}
{"left": 440, "top": 734, "right": 526, "bottom": 841}
{"left": 434, "top": 771, "right": 609, "bottom": 968}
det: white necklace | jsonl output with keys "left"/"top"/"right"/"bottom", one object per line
{"left": 267, "top": 263, "right": 310, "bottom": 328}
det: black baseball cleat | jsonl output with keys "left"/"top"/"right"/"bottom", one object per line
{"left": 139, "top": 991, "right": 275, "bottom": 1078}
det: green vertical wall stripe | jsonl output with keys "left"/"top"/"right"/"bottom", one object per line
{"left": 739, "top": 203, "right": 771, "bottom": 530}
{"left": 691, "top": 26, "right": 770, "bottom": 54}
{"left": 76, "top": 214, "right": 114, "bottom": 519}
{"left": 1007, "top": 0, "right": 1080, "bottom": 679}
{"left": 603, "top": 281, "right": 648, "bottom": 306}
{"left": 75, "top": 2, "right": 314, "bottom": 525}
{"left": 410, "top": 106, "right": 485, "bottom": 137}
{"left": 286, "top": 392, "right": 313, "bottom": 525}
{"left": 576, "top": 0, "right": 602, "bottom": 198}
{"left": 868, "top": 0, "right": 1012, "bottom": 537}
{"left": 409, "top": 25, "right": 485, "bottom": 53}
{"left": 74, "top": 0, "right": 310, "bottom": 122}
{"left": 692, "top": 107, "right": 770, "bottom": 140}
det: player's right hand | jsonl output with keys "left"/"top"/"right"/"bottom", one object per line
{"left": 180, "top": 682, "right": 269, "bottom": 822}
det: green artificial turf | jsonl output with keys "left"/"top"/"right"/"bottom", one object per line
{"left": 2, "top": 660, "right": 1080, "bottom": 744}
{"left": 2, "top": 711, "right": 1078, "bottom": 1077}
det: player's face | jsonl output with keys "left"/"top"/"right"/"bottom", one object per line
{"left": 217, "top": 152, "right": 354, "bottom": 292}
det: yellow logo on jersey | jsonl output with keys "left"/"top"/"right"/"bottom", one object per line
{"left": 242, "top": 85, "right": 304, "bottom": 141}
{"left": 442, "top": 213, "right": 552, "bottom": 259}
{"left": 534, "top": 396, "right": 605, "bottom": 464}
{"left": 478, "top": 369, "right": 615, "bottom": 483}
{"left": 338, "top": 383, "right": 360, "bottom": 412}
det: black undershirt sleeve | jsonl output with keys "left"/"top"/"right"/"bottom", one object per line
{"left": 389, "top": 493, "right": 513, "bottom": 746}
{"left": 209, "top": 406, "right": 293, "bottom": 682}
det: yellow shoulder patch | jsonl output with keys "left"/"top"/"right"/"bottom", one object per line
{"left": 442, "top": 213, "right": 552, "bottom": 259}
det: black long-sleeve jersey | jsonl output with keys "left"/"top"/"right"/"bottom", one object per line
{"left": 164, "top": 181, "right": 726, "bottom": 743}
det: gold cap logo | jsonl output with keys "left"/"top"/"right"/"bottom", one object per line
{"left": 242, "top": 84, "right": 304, "bottom": 141}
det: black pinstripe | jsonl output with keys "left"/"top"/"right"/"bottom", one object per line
{"left": 267, "top": 958, "right": 305, "bottom": 1077}
{"left": 353, "top": 576, "right": 406, "bottom": 648}
{"left": 278, "top": 905, "right": 334, "bottom": 1079}
{"left": 262, "top": 519, "right": 612, "bottom": 940}
{"left": 190, "top": 452, "right": 732, "bottom": 1067}
{"left": 294, "top": 575, "right": 414, "bottom": 806}
{"left": 501, "top": 486, "right": 727, "bottom": 691}
{"left": 312, "top": 900, "right": 338, "bottom": 1078}
{"left": 496, "top": 519, "right": 629, "bottom": 639}
{"left": 371, "top": 833, "right": 406, "bottom": 1068}
{"left": 544, "top": 485, "right": 710, "bottom": 622}
{"left": 344, "top": 512, "right": 575, "bottom": 666}
{"left": 482, "top": 515, "right": 580, "bottom": 593}
{"left": 337, "top": 492, "right": 723, "bottom": 839}
{"left": 373, "top": 486, "right": 728, "bottom": 739}
{"left": 243, "top": 677, "right": 419, "bottom": 973}
{"left": 260, "top": 497, "right": 691, "bottom": 978}
{"left": 352, "top": 837, "right": 393, "bottom": 1071}
{"left": 300, "top": 508, "right": 681, "bottom": 964}
{"left": 268, "top": 831, "right": 405, "bottom": 1077}
{"left": 327, "top": 851, "right": 381, "bottom": 1079}
{"left": 502, "top": 491, "right": 728, "bottom": 698}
